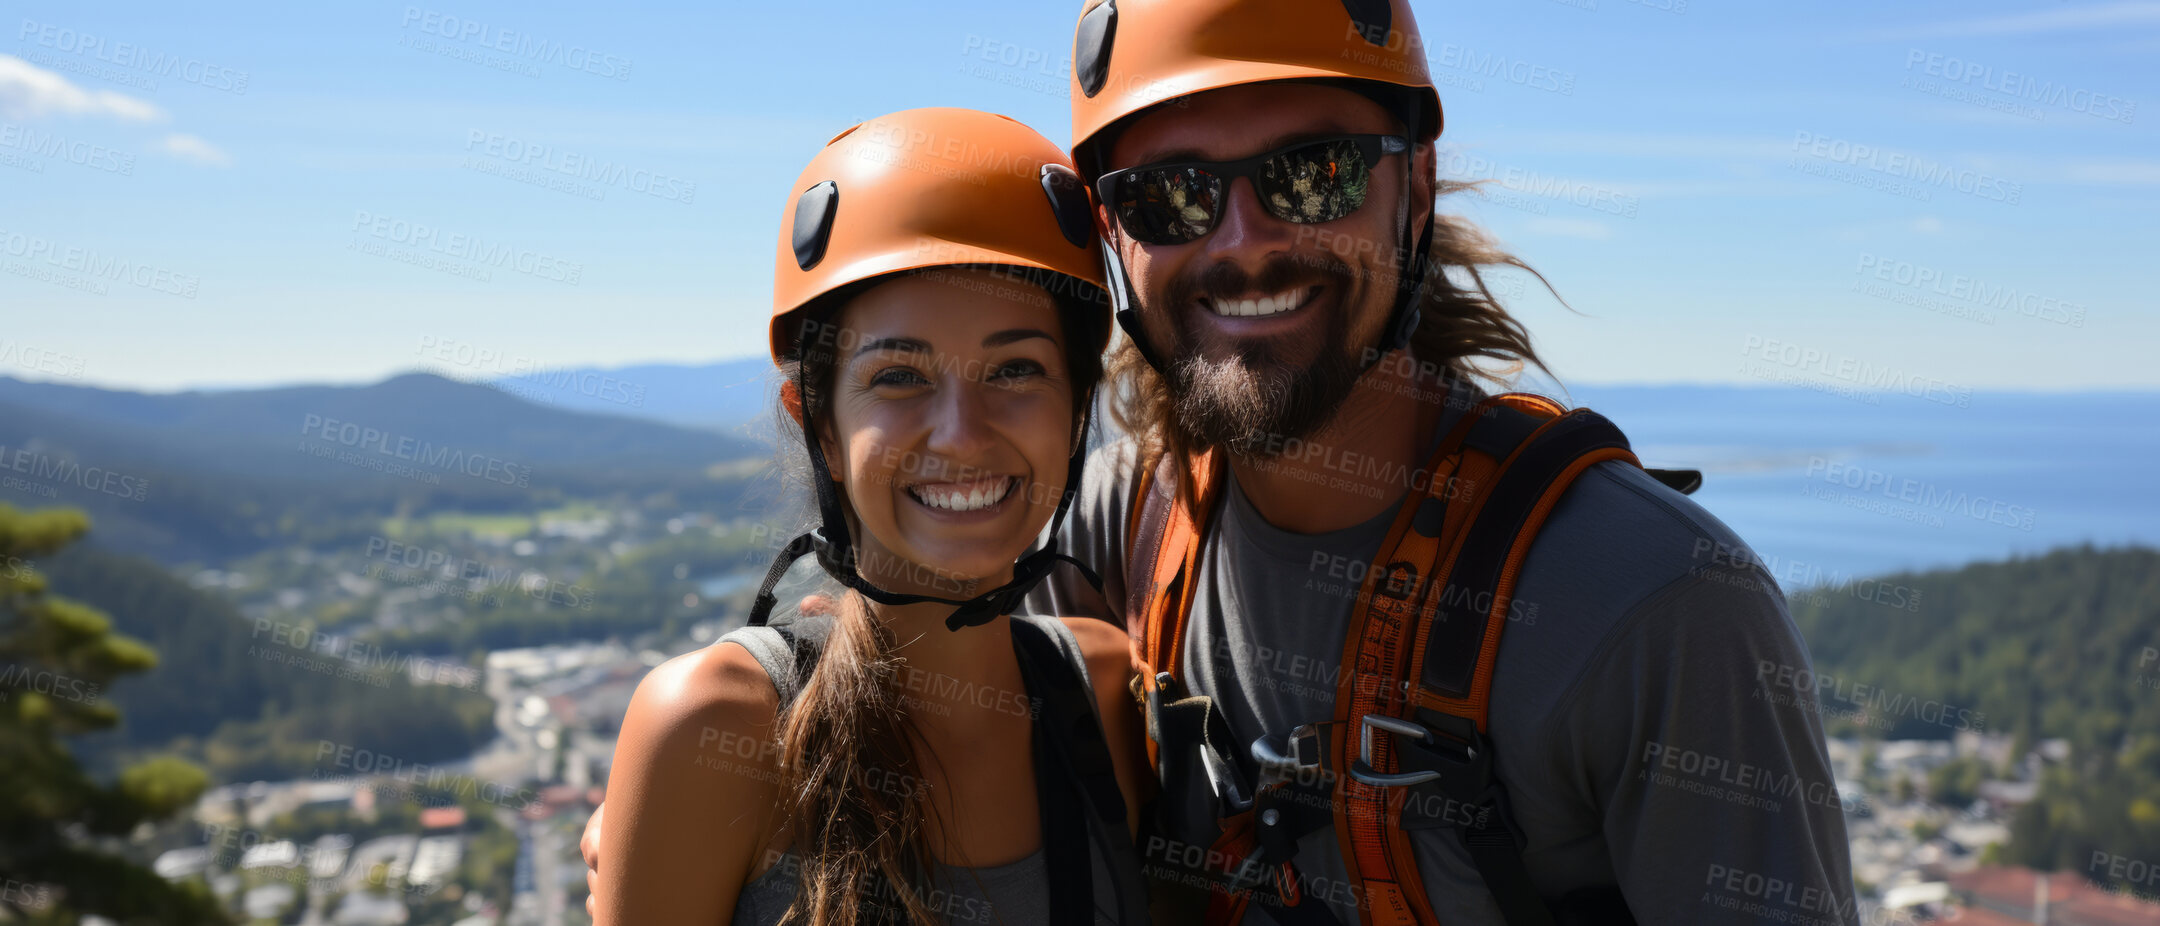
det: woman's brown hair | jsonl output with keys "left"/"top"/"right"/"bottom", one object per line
{"left": 768, "top": 269, "right": 1107, "bottom": 926}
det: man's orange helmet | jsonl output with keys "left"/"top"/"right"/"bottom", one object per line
{"left": 768, "top": 107, "right": 1108, "bottom": 366}
{"left": 1067, "top": 0, "right": 1443, "bottom": 175}
{"left": 1064, "top": 0, "right": 1447, "bottom": 368}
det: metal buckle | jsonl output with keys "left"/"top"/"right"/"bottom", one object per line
{"left": 1350, "top": 714, "right": 1470, "bottom": 787}
{"left": 1249, "top": 723, "right": 1327, "bottom": 792}
{"left": 1202, "top": 741, "right": 1251, "bottom": 815}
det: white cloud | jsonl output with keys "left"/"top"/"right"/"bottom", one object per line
{"left": 1856, "top": 1, "right": 2160, "bottom": 40}
{"left": 159, "top": 133, "right": 231, "bottom": 167}
{"left": 0, "top": 54, "right": 165, "bottom": 122}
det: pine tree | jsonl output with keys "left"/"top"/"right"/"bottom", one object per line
{"left": 0, "top": 503, "right": 226, "bottom": 923}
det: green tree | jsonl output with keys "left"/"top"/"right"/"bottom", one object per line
{"left": 1927, "top": 757, "right": 1987, "bottom": 808}
{"left": 0, "top": 504, "right": 225, "bottom": 923}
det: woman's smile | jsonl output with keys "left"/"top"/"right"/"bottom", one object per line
{"left": 903, "top": 474, "right": 1022, "bottom": 517}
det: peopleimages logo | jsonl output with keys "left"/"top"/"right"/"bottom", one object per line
{"left": 1790, "top": 131, "right": 2022, "bottom": 205}
{"left": 364, "top": 536, "right": 593, "bottom": 610}
{"left": 1853, "top": 254, "right": 2087, "bottom": 328}
{"left": 1804, "top": 457, "right": 2036, "bottom": 532}
{"left": 315, "top": 741, "right": 535, "bottom": 811}
{"left": 1904, "top": 49, "right": 2136, "bottom": 124}
{"left": 298, "top": 414, "right": 531, "bottom": 488}
{"left": 398, "top": 8, "right": 631, "bottom": 80}
{"left": 1756, "top": 660, "right": 1986, "bottom": 733}
{"left": 1738, "top": 336, "right": 1973, "bottom": 408}
{"left": 0, "top": 228, "right": 199, "bottom": 297}
{"left": 350, "top": 211, "right": 584, "bottom": 284}
{"left": 18, "top": 19, "right": 251, "bottom": 93}
{"left": 0, "top": 444, "right": 150, "bottom": 501}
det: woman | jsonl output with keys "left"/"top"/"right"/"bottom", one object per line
{"left": 595, "top": 109, "right": 1152, "bottom": 925}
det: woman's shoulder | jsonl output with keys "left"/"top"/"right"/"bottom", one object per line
{"left": 619, "top": 637, "right": 786, "bottom": 773}
{"left": 599, "top": 639, "right": 791, "bottom": 920}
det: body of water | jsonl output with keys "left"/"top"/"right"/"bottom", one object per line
{"left": 1569, "top": 385, "right": 2158, "bottom": 586}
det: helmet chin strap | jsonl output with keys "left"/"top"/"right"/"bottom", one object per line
{"left": 748, "top": 357, "right": 1103, "bottom": 633}
{"left": 1363, "top": 104, "right": 1434, "bottom": 372}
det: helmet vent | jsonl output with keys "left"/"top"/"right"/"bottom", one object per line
{"left": 1075, "top": 0, "right": 1117, "bottom": 98}
{"left": 1342, "top": 0, "right": 1393, "bottom": 46}
{"left": 791, "top": 180, "right": 838, "bottom": 271}
{"left": 1039, "top": 164, "right": 1093, "bottom": 249}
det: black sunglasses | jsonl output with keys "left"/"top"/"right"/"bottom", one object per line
{"left": 1095, "top": 134, "right": 1408, "bottom": 246}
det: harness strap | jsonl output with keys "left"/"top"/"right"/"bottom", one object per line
{"left": 1126, "top": 395, "right": 1664, "bottom": 926}
{"left": 1415, "top": 406, "right": 1636, "bottom": 703}
{"left": 1380, "top": 403, "right": 1642, "bottom": 926}
{"left": 1013, "top": 617, "right": 1151, "bottom": 926}
{"left": 1332, "top": 395, "right": 1509, "bottom": 926}
{"left": 1128, "top": 449, "right": 1221, "bottom": 771}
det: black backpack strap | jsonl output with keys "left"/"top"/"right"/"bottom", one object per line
{"left": 1420, "top": 408, "right": 1633, "bottom": 697}
{"left": 1012, "top": 615, "right": 1151, "bottom": 926}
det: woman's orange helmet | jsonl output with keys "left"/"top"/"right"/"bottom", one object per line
{"left": 754, "top": 108, "right": 1113, "bottom": 634}
{"left": 768, "top": 107, "right": 1109, "bottom": 366}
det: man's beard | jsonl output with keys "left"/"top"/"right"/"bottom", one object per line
{"left": 1160, "top": 253, "right": 1368, "bottom": 457}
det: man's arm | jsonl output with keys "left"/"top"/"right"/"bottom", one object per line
{"left": 1557, "top": 562, "right": 1859, "bottom": 924}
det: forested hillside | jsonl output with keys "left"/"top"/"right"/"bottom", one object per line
{"left": 38, "top": 544, "right": 497, "bottom": 783}
{"left": 1790, "top": 545, "right": 2160, "bottom": 884}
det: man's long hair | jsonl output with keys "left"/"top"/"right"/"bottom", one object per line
{"left": 1105, "top": 177, "right": 1559, "bottom": 501}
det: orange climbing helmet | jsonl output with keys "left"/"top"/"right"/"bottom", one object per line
{"left": 753, "top": 108, "right": 1114, "bottom": 634}
{"left": 768, "top": 107, "right": 1109, "bottom": 366}
{"left": 1065, "top": 0, "right": 1449, "bottom": 370}
{"left": 1067, "top": 0, "right": 1443, "bottom": 175}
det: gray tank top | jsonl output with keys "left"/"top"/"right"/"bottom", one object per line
{"left": 717, "top": 613, "right": 1137, "bottom": 925}
{"left": 734, "top": 846, "right": 1051, "bottom": 926}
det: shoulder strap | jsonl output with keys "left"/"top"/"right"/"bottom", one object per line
{"left": 717, "top": 620, "right": 830, "bottom": 713}
{"left": 1011, "top": 616, "right": 1152, "bottom": 926}
{"left": 1335, "top": 395, "right": 1642, "bottom": 926}
{"left": 1124, "top": 448, "right": 1222, "bottom": 770}
{"left": 1124, "top": 452, "right": 1177, "bottom": 646}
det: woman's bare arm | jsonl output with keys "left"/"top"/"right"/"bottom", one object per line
{"left": 594, "top": 642, "right": 785, "bottom": 925}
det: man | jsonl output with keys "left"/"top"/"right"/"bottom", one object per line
{"left": 587, "top": 1, "right": 1856, "bottom": 922}
{"left": 1023, "top": 1, "right": 1856, "bottom": 924}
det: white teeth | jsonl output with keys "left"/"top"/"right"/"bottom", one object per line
{"left": 1208, "top": 289, "right": 1309, "bottom": 318}
{"left": 909, "top": 477, "right": 1013, "bottom": 512}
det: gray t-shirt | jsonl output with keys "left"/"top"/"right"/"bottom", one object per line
{"left": 1021, "top": 379, "right": 1859, "bottom": 924}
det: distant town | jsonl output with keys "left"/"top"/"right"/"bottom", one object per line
{"left": 24, "top": 498, "right": 2155, "bottom": 925}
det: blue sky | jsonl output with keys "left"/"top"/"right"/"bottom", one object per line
{"left": 1, "top": 0, "right": 2154, "bottom": 393}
